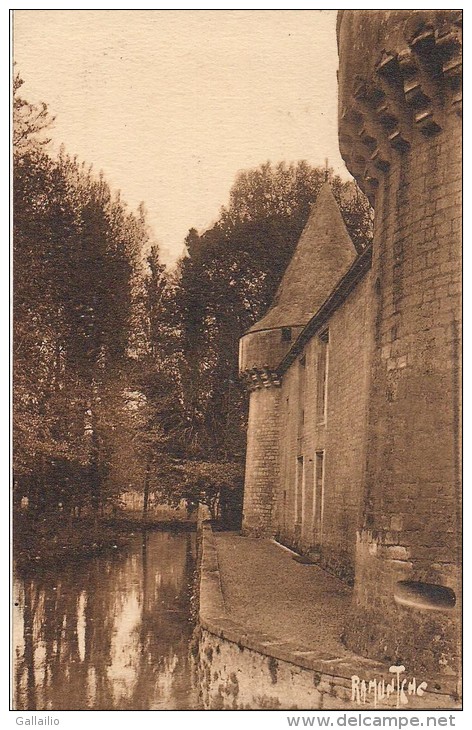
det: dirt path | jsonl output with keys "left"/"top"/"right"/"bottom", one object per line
{"left": 214, "top": 531, "right": 353, "bottom": 658}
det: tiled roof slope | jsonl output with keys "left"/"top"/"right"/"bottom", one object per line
{"left": 248, "top": 183, "right": 357, "bottom": 333}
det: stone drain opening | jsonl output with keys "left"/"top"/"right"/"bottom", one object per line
{"left": 394, "top": 581, "right": 456, "bottom": 611}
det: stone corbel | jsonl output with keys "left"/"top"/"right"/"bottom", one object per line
{"left": 240, "top": 368, "right": 281, "bottom": 391}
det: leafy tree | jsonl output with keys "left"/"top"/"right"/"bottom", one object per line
{"left": 153, "top": 460, "right": 244, "bottom": 521}
{"left": 134, "top": 162, "right": 372, "bottom": 520}
{"left": 13, "top": 74, "right": 149, "bottom": 518}
{"left": 13, "top": 70, "right": 55, "bottom": 156}
{"left": 161, "top": 162, "right": 373, "bottom": 471}
{"left": 144, "top": 244, "right": 167, "bottom": 360}
{"left": 13, "top": 71, "right": 374, "bottom": 527}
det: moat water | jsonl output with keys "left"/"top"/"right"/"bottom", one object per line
{"left": 13, "top": 530, "right": 200, "bottom": 710}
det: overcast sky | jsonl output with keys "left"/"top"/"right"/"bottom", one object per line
{"left": 13, "top": 9, "right": 350, "bottom": 266}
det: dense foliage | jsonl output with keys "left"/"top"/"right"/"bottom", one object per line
{"left": 159, "top": 162, "right": 373, "bottom": 464}
{"left": 13, "top": 73, "right": 372, "bottom": 523}
{"left": 14, "top": 73, "right": 144, "bottom": 515}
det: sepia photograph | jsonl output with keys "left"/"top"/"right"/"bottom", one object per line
{"left": 11, "top": 8, "right": 462, "bottom": 714}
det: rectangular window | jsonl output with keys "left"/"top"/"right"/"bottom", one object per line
{"left": 298, "top": 354, "right": 306, "bottom": 434}
{"left": 316, "top": 330, "right": 329, "bottom": 424}
{"left": 313, "top": 451, "right": 325, "bottom": 543}
{"left": 295, "top": 456, "right": 304, "bottom": 525}
{"left": 282, "top": 396, "right": 290, "bottom": 531}
{"left": 297, "top": 355, "right": 306, "bottom": 456}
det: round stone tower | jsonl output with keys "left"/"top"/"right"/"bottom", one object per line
{"left": 239, "top": 184, "right": 356, "bottom": 536}
{"left": 337, "top": 11, "right": 461, "bottom": 675}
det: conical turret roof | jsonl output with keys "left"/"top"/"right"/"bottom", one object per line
{"left": 248, "top": 183, "right": 357, "bottom": 333}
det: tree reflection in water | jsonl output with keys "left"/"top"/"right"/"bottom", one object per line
{"left": 13, "top": 531, "right": 199, "bottom": 710}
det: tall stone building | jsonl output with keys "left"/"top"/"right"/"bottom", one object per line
{"left": 239, "top": 9, "right": 461, "bottom": 677}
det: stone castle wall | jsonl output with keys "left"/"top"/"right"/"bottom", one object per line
{"left": 275, "top": 273, "right": 371, "bottom": 582}
{"left": 337, "top": 10, "right": 461, "bottom": 674}
{"left": 197, "top": 523, "right": 459, "bottom": 710}
{"left": 241, "top": 384, "right": 281, "bottom": 537}
{"left": 237, "top": 8, "right": 461, "bottom": 680}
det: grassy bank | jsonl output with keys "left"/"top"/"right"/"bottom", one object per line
{"left": 13, "top": 512, "right": 196, "bottom": 573}
{"left": 13, "top": 512, "right": 196, "bottom": 572}
{"left": 13, "top": 513, "right": 129, "bottom": 573}
{"left": 100, "top": 512, "right": 196, "bottom": 531}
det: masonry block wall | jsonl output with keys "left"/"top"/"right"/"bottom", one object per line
{"left": 275, "top": 274, "right": 371, "bottom": 581}
{"left": 241, "top": 384, "right": 280, "bottom": 537}
{"left": 337, "top": 10, "right": 461, "bottom": 675}
{"left": 275, "top": 363, "right": 299, "bottom": 542}
{"left": 322, "top": 276, "right": 371, "bottom": 581}
{"left": 238, "top": 9, "right": 461, "bottom": 679}
{"left": 239, "top": 183, "right": 356, "bottom": 538}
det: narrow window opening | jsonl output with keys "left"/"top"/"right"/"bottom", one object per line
{"left": 295, "top": 456, "right": 304, "bottom": 526}
{"left": 298, "top": 355, "right": 306, "bottom": 447}
{"left": 313, "top": 451, "right": 324, "bottom": 544}
{"left": 316, "top": 329, "right": 329, "bottom": 424}
{"left": 281, "top": 327, "right": 292, "bottom": 342}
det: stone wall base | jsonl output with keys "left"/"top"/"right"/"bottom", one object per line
{"left": 197, "top": 522, "right": 460, "bottom": 710}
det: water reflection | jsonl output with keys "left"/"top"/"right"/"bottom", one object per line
{"left": 13, "top": 531, "right": 200, "bottom": 710}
